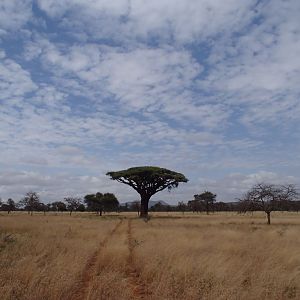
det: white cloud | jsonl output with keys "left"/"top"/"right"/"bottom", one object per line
{"left": 0, "top": 50, "right": 37, "bottom": 100}
{"left": 1, "top": 1, "right": 300, "bottom": 203}
{"left": 197, "top": 171, "right": 299, "bottom": 202}
{"left": 0, "top": 0, "right": 32, "bottom": 32}
{"left": 25, "top": 39, "right": 230, "bottom": 128}
{"left": 200, "top": 0, "right": 300, "bottom": 125}
{"left": 36, "top": 0, "right": 255, "bottom": 43}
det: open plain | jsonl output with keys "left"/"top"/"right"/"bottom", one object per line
{"left": 0, "top": 212, "right": 300, "bottom": 300}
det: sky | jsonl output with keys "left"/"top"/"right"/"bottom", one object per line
{"left": 0, "top": 0, "right": 300, "bottom": 204}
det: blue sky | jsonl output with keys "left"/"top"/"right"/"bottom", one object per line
{"left": 0, "top": 0, "right": 300, "bottom": 203}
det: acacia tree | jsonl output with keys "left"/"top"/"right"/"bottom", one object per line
{"left": 19, "top": 191, "right": 41, "bottom": 215}
{"left": 64, "top": 197, "right": 82, "bottom": 216}
{"left": 194, "top": 191, "right": 216, "bottom": 215}
{"left": 240, "top": 183, "right": 297, "bottom": 224}
{"left": 106, "top": 166, "right": 188, "bottom": 218}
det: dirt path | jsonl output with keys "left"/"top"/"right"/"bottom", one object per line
{"left": 126, "top": 219, "right": 148, "bottom": 299}
{"left": 68, "top": 219, "right": 123, "bottom": 300}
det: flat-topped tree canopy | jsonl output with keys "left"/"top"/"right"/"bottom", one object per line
{"left": 106, "top": 166, "right": 188, "bottom": 217}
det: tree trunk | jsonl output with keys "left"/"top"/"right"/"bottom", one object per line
{"left": 266, "top": 211, "right": 271, "bottom": 225}
{"left": 140, "top": 195, "right": 150, "bottom": 218}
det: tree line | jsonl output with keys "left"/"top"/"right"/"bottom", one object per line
{"left": 0, "top": 192, "right": 119, "bottom": 216}
{"left": 1, "top": 166, "right": 299, "bottom": 224}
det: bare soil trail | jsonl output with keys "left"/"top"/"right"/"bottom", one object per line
{"left": 68, "top": 219, "right": 124, "bottom": 300}
{"left": 126, "top": 219, "right": 149, "bottom": 299}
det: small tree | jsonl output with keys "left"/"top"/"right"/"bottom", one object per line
{"left": 101, "top": 193, "right": 119, "bottom": 213}
{"left": 106, "top": 166, "right": 188, "bottom": 218}
{"left": 188, "top": 199, "right": 204, "bottom": 213}
{"left": 1, "top": 199, "right": 16, "bottom": 214}
{"left": 19, "top": 191, "right": 41, "bottom": 215}
{"left": 7, "top": 199, "right": 16, "bottom": 214}
{"left": 77, "top": 204, "right": 85, "bottom": 212}
{"left": 177, "top": 201, "right": 187, "bottom": 215}
{"left": 240, "top": 183, "right": 298, "bottom": 224}
{"left": 84, "top": 193, "right": 104, "bottom": 216}
{"left": 194, "top": 191, "right": 216, "bottom": 215}
{"left": 64, "top": 197, "right": 82, "bottom": 216}
{"left": 50, "top": 201, "right": 67, "bottom": 212}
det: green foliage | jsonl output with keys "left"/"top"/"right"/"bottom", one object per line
{"left": 84, "top": 192, "right": 119, "bottom": 213}
{"left": 49, "top": 201, "right": 67, "bottom": 212}
{"left": 107, "top": 166, "right": 187, "bottom": 181}
{"left": 101, "top": 193, "right": 119, "bottom": 211}
{"left": 106, "top": 166, "right": 188, "bottom": 195}
{"left": 64, "top": 197, "right": 82, "bottom": 214}
{"left": 107, "top": 166, "right": 188, "bottom": 217}
{"left": 194, "top": 191, "right": 217, "bottom": 214}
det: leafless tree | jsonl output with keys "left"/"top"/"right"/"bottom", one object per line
{"left": 240, "top": 183, "right": 298, "bottom": 224}
{"left": 19, "top": 191, "right": 41, "bottom": 216}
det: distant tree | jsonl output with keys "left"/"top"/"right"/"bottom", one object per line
{"left": 50, "top": 201, "right": 67, "bottom": 212}
{"left": 130, "top": 201, "right": 141, "bottom": 216}
{"left": 77, "top": 203, "right": 85, "bottom": 212}
{"left": 240, "top": 183, "right": 298, "bottom": 224}
{"left": 151, "top": 202, "right": 164, "bottom": 212}
{"left": 151, "top": 202, "right": 172, "bottom": 212}
{"left": 6, "top": 198, "right": 16, "bottom": 214}
{"left": 194, "top": 191, "right": 216, "bottom": 215}
{"left": 84, "top": 193, "right": 118, "bottom": 215}
{"left": 214, "top": 201, "right": 228, "bottom": 212}
{"left": 101, "top": 193, "right": 119, "bottom": 212}
{"left": 19, "top": 191, "right": 41, "bottom": 215}
{"left": 36, "top": 202, "right": 49, "bottom": 215}
{"left": 64, "top": 197, "right": 82, "bottom": 216}
{"left": 291, "top": 201, "right": 300, "bottom": 212}
{"left": 1, "top": 199, "right": 16, "bottom": 214}
{"left": 84, "top": 192, "right": 103, "bottom": 215}
{"left": 106, "top": 166, "right": 188, "bottom": 218}
{"left": 187, "top": 199, "right": 204, "bottom": 213}
{"left": 177, "top": 201, "right": 187, "bottom": 214}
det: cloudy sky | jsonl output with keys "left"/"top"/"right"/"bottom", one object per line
{"left": 0, "top": 0, "right": 300, "bottom": 204}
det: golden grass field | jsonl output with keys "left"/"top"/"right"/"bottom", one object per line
{"left": 0, "top": 211, "right": 300, "bottom": 300}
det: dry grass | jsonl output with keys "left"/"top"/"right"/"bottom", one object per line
{"left": 0, "top": 211, "right": 300, "bottom": 299}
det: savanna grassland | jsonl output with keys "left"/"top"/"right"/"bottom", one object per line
{"left": 0, "top": 212, "right": 300, "bottom": 300}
